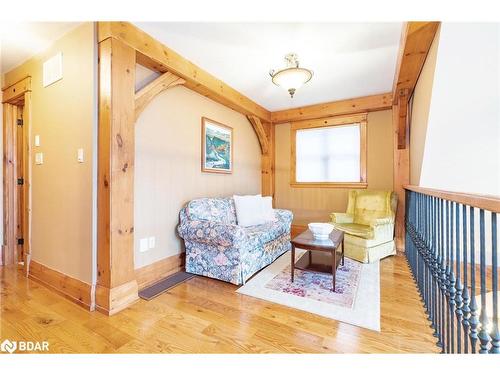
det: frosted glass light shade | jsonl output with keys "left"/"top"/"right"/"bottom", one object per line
{"left": 271, "top": 68, "right": 313, "bottom": 89}
{"left": 296, "top": 124, "right": 361, "bottom": 183}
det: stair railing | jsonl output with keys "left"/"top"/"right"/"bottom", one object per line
{"left": 405, "top": 185, "right": 499, "bottom": 354}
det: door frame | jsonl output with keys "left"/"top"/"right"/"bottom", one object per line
{"left": 2, "top": 76, "right": 32, "bottom": 274}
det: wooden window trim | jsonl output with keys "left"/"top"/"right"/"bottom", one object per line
{"left": 290, "top": 113, "right": 367, "bottom": 188}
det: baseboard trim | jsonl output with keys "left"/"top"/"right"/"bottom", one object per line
{"left": 28, "top": 260, "right": 94, "bottom": 311}
{"left": 95, "top": 280, "right": 139, "bottom": 316}
{"left": 135, "top": 252, "right": 185, "bottom": 290}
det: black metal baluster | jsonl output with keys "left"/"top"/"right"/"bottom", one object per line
{"left": 490, "top": 212, "right": 499, "bottom": 354}
{"left": 469, "top": 207, "right": 479, "bottom": 353}
{"left": 440, "top": 198, "right": 447, "bottom": 352}
{"left": 449, "top": 201, "right": 456, "bottom": 353}
{"left": 478, "top": 209, "right": 490, "bottom": 353}
{"left": 426, "top": 194, "right": 432, "bottom": 321}
{"left": 462, "top": 204, "right": 471, "bottom": 353}
{"left": 432, "top": 196, "right": 439, "bottom": 341}
{"left": 455, "top": 202, "right": 463, "bottom": 353}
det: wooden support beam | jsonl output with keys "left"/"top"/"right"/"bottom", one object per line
{"left": 247, "top": 115, "right": 270, "bottom": 155}
{"left": 390, "top": 21, "right": 439, "bottom": 251}
{"left": 135, "top": 71, "right": 185, "bottom": 121}
{"left": 271, "top": 93, "right": 392, "bottom": 124}
{"left": 392, "top": 22, "right": 440, "bottom": 102}
{"left": 261, "top": 122, "right": 275, "bottom": 198}
{"left": 397, "top": 89, "right": 409, "bottom": 149}
{"left": 96, "top": 37, "right": 139, "bottom": 315}
{"left": 393, "top": 101, "right": 410, "bottom": 252}
{"left": 247, "top": 115, "right": 274, "bottom": 197}
{"left": 98, "top": 22, "right": 271, "bottom": 122}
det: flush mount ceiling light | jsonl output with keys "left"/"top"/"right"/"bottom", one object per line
{"left": 269, "top": 53, "right": 313, "bottom": 98}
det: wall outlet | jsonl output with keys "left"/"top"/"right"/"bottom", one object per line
{"left": 35, "top": 153, "right": 44, "bottom": 165}
{"left": 139, "top": 238, "right": 149, "bottom": 253}
{"left": 148, "top": 236, "right": 156, "bottom": 249}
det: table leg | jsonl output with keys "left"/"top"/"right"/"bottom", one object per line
{"left": 291, "top": 244, "right": 295, "bottom": 283}
{"left": 332, "top": 249, "right": 336, "bottom": 292}
{"left": 308, "top": 250, "right": 312, "bottom": 266}
{"left": 342, "top": 238, "right": 345, "bottom": 266}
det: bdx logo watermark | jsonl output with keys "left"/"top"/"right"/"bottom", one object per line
{"left": 1, "top": 339, "right": 49, "bottom": 353}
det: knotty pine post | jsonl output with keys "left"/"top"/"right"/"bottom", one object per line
{"left": 392, "top": 94, "right": 410, "bottom": 252}
{"left": 96, "top": 37, "right": 139, "bottom": 315}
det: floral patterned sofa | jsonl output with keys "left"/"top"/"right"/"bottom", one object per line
{"left": 177, "top": 197, "right": 293, "bottom": 285}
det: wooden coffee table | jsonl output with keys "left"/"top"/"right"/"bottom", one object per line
{"left": 290, "top": 229, "right": 344, "bottom": 291}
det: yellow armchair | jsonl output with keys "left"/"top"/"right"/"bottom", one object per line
{"left": 331, "top": 190, "right": 397, "bottom": 263}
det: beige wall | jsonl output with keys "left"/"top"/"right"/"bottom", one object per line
{"left": 134, "top": 85, "right": 261, "bottom": 269}
{"left": 410, "top": 27, "right": 440, "bottom": 186}
{"left": 3, "top": 23, "right": 96, "bottom": 283}
{"left": 274, "top": 110, "right": 394, "bottom": 224}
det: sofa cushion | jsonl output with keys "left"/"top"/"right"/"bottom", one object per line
{"left": 243, "top": 218, "right": 288, "bottom": 248}
{"left": 187, "top": 197, "right": 237, "bottom": 225}
{"left": 332, "top": 222, "right": 374, "bottom": 239}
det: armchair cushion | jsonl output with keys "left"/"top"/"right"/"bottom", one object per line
{"left": 332, "top": 222, "right": 374, "bottom": 239}
{"left": 347, "top": 190, "right": 395, "bottom": 226}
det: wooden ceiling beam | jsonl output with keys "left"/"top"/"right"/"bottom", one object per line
{"left": 270, "top": 93, "right": 392, "bottom": 124}
{"left": 98, "top": 22, "right": 271, "bottom": 122}
{"left": 392, "top": 21, "right": 440, "bottom": 104}
{"left": 134, "top": 71, "right": 186, "bottom": 121}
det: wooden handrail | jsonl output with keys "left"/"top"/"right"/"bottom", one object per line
{"left": 404, "top": 185, "right": 500, "bottom": 213}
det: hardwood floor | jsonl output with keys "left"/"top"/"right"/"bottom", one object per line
{"left": 0, "top": 255, "right": 440, "bottom": 353}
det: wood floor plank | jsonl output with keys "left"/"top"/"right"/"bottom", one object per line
{"left": 0, "top": 255, "right": 440, "bottom": 353}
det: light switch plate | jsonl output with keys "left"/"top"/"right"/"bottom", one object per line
{"left": 35, "top": 153, "right": 43, "bottom": 165}
{"left": 34, "top": 135, "right": 40, "bottom": 147}
{"left": 148, "top": 237, "right": 156, "bottom": 249}
{"left": 77, "top": 148, "right": 84, "bottom": 163}
{"left": 139, "top": 238, "right": 149, "bottom": 253}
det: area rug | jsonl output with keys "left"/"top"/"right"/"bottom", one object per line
{"left": 237, "top": 250, "right": 380, "bottom": 331}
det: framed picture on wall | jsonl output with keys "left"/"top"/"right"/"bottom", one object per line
{"left": 201, "top": 117, "right": 233, "bottom": 174}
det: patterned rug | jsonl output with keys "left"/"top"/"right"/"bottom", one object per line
{"left": 265, "top": 260, "right": 361, "bottom": 308}
{"left": 237, "top": 250, "right": 380, "bottom": 331}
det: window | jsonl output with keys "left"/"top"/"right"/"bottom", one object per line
{"left": 290, "top": 113, "right": 367, "bottom": 188}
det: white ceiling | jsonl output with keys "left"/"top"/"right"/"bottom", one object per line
{"left": 0, "top": 22, "right": 79, "bottom": 74}
{"left": 134, "top": 22, "right": 402, "bottom": 111}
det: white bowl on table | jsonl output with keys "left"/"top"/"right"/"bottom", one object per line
{"left": 308, "top": 223, "right": 334, "bottom": 240}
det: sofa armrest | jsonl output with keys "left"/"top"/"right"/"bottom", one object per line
{"left": 177, "top": 219, "right": 246, "bottom": 248}
{"left": 274, "top": 209, "right": 293, "bottom": 228}
{"left": 330, "top": 213, "right": 354, "bottom": 224}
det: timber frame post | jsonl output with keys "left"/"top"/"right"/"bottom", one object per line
{"left": 96, "top": 37, "right": 139, "bottom": 315}
{"left": 392, "top": 21, "right": 439, "bottom": 252}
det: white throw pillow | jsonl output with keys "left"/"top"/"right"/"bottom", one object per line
{"left": 233, "top": 194, "right": 265, "bottom": 227}
{"left": 261, "top": 196, "right": 276, "bottom": 222}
